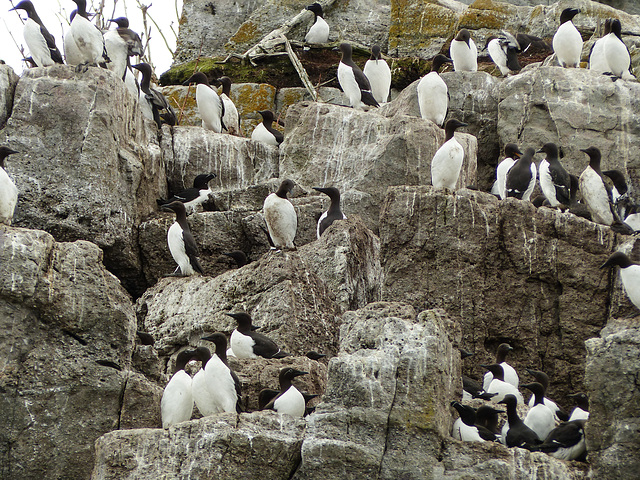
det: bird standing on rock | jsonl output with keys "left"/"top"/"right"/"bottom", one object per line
{"left": 602, "top": 19, "right": 633, "bottom": 79}
{"left": 589, "top": 18, "right": 612, "bottom": 73}
{"left": 601, "top": 251, "right": 640, "bottom": 311}
{"left": 313, "top": 186, "right": 346, "bottom": 238}
{"left": 552, "top": 8, "right": 583, "bottom": 68}
{"left": 157, "top": 173, "right": 216, "bottom": 214}
{"left": 161, "top": 201, "right": 204, "bottom": 276}
{"left": 226, "top": 312, "right": 290, "bottom": 359}
{"left": 262, "top": 367, "right": 308, "bottom": 417}
{"left": 538, "top": 143, "right": 571, "bottom": 207}
{"left": 451, "top": 402, "right": 485, "bottom": 442}
{"left": 263, "top": 179, "right": 297, "bottom": 250}
{"left": 363, "top": 45, "right": 392, "bottom": 104}
{"left": 450, "top": 29, "right": 477, "bottom": 72}
{"left": 431, "top": 119, "right": 468, "bottom": 190}
{"left": 199, "top": 334, "right": 243, "bottom": 413}
{"left": 483, "top": 343, "right": 519, "bottom": 390}
{"left": 506, "top": 147, "right": 537, "bottom": 201}
{"left": 251, "top": 110, "right": 283, "bottom": 146}
{"left": 10, "top": 1, "right": 64, "bottom": 67}
{"left": 337, "top": 43, "right": 379, "bottom": 109}
{"left": 0, "top": 147, "right": 19, "bottom": 226}
{"left": 498, "top": 394, "right": 541, "bottom": 449}
{"left": 579, "top": 146, "right": 615, "bottom": 226}
{"left": 486, "top": 33, "right": 521, "bottom": 76}
{"left": 305, "top": 3, "right": 329, "bottom": 45}
{"left": 491, "top": 143, "right": 522, "bottom": 200}
{"left": 216, "top": 77, "right": 240, "bottom": 135}
{"left": 481, "top": 363, "right": 523, "bottom": 404}
{"left": 417, "top": 54, "right": 452, "bottom": 127}
{"left": 132, "top": 62, "right": 177, "bottom": 128}
{"left": 104, "top": 17, "right": 143, "bottom": 96}
{"left": 161, "top": 349, "right": 195, "bottom": 429}
{"left": 183, "top": 72, "right": 225, "bottom": 133}
{"left": 522, "top": 382, "right": 557, "bottom": 441}
{"left": 67, "top": 0, "right": 110, "bottom": 70}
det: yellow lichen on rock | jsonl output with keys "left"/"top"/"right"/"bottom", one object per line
{"left": 390, "top": 0, "right": 458, "bottom": 53}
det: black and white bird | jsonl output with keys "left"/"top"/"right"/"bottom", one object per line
{"left": 161, "top": 349, "right": 195, "bottom": 429}
{"left": 486, "top": 33, "right": 521, "bottom": 76}
{"left": 313, "top": 186, "right": 346, "bottom": 238}
{"left": 251, "top": 110, "right": 283, "bottom": 146}
{"left": 262, "top": 367, "right": 308, "bottom": 417}
{"left": 476, "top": 405, "right": 504, "bottom": 439}
{"left": 589, "top": 18, "right": 612, "bottom": 73}
{"left": 538, "top": 143, "right": 571, "bottom": 207}
{"left": 183, "top": 72, "right": 225, "bottom": 133}
{"left": 491, "top": 143, "right": 523, "bottom": 200}
{"left": 10, "top": 1, "right": 64, "bottom": 67}
{"left": 525, "top": 368, "right": 568, "bottom": 421}
{"left": 337, "top": 43, "right": 379, "bottom": 109}
{"left": 160, "top": 201, "right": 204, "bottom": 276}
{"left": 431, "top": 119, "right": 468, "bottom": 190}
{"left": 451, "top": 402, "right": 485, "bottom": 442}
{"left": 259, "top": 388, "right": 318, "bottom": 416}
{"left": 506, "top": 147, "right": 537, "bottom": 201}
{"left": 567, "top": 392, "right": 590, "bottom": 421}
{"left": 67, "top": 0, "right": 109, "bottom": 70}
{"left": 450, "top": 29, "right": 477, "bottom": 72}
{"left": 157, "top": 173, "right": 216, "bottom": 214}
{"left": 104, "top": 17, "right": 142, "bottom": 96}
{"left": 522, "top": 382, "right": 557, "bottom": 441}
{"left": 482, "top": 343, "right": 519, "bottom": 390}
{"left": 533, "top": 420, "right": 587, "bottom": 461}
{"left": 199, "top": 334, "right": 242, "bottom": 413}
{"left": 131, "top": 62, "right": 177, "bottom": 128}
{"left": 304, "top": 3, "right": 329, "bottom": 45}
{"left": 0, "top": 147, "right": 19, "bottom": 226}
{"left": 552, "top": 8, "right": 583, "bottom": 68}
{"left": 363, "top": 45, "right": 391, "bottom": 104}
{"left": 602, "top": 19, "right": 634, "bottom": 80}
{"left": 263, "top": 179, "right": 297, "bottom": 250}
{"left": 216, "top": 77, "right": 240, "bottom": 135}
{"left": 417, "top": 54, "right": 452, "bottom": 127}
{"left": 190, "top": 346, "right": 216, "bottom": 416}
{"left": 601, "top": 251, "right": 640, "bottom": 310}
{"left": 481, "top": 364, "right": 523, "bottom": 404}
{"left": 498, "top": 394, "right": 541, "bottom": 449}
{"left": 462, "top": 376, "right": 496, "bottom": 401}
{"left": 579, "top": 146, "right": 615, "bottom": 226}
{"left": 226, "top": 312, "right": 290, "bottom": 359}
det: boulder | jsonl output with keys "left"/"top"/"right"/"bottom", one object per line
{"left": 0, "top": 65, "right": 165, "bottom": 296}
{"left": 0, "top": 64, "right": 18, "bottom": 128}
{"left": 0, "top": 227, "right": 137, "bottom": 480}
{"left": 379, "top": 186, "right": 617, "bottom": 399}
{"left": 585, "top": 316, "right": 640, "bottom": 479}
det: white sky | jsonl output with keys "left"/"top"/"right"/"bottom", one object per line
{"left": 1, "top": 0, "right": 183, "bottom": 76}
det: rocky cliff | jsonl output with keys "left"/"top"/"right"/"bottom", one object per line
{"left": 1, "top": 0, "right": 640, "bottom": 479}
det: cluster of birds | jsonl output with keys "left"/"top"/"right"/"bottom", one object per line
{"left": 454, "top": 344, "right": 590, "bottom": 461}
{"left": 160, "top": 312, "right": 325, "bottom": 429}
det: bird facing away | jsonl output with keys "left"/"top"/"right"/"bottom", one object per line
{"left": 10, "top": 1, "right": 64, "bottom": 67}
{"left": 0, "top": 147, "right": 19, "bottom": 226}
{"left": 157, "top": 173, "right": 216, "bottom": 214}
{"left": 567, "top": 392, "right": 590, "bottom": 421}
{"left": 601, "top": 251, "right": 640, "bottom": 310}
{"left": 538, "top": 143, "right": 571, "bottom": 207}
{"left": 363, "top": 45, "right": 392, "bottom": 104}
{"left": 417, "top": 54, "right": 452, "bottom": 127}
{"left": 579, "top": 146, "right": 615, "bottom": 226}
{"left": 216, "top": 77, "right": 240, "bottom": 135}
{"left": 160, "top": 201, "right": 204, "bottom": 276}
{"left": 305, "top": 3, "right": 329, "bottom": 44}
{"left": 337, "top": 43, "right": 379, "bottom": 109}
{"left": 161, "top": 349, "right": 195, "bottom": 429}
{"left": 589, "top": 18, "right": 612, "bottom": 73}
{"left": 226, "top": 312, "right": 290, "bottom": 359}
{"left": 553, "top": 8, "right": 583, "bottom": 68}
{"left": 132, "top": 62, "right": 178, "bottom": 128}
{"left": 450, "top": 29, "right": 478, "bottom": 72}
{"left": 506, "top": 147, "right": 537, "bottom": 201}
{"left": 183, "top": 72, "right": 226, "bottom": 133}
{"left": 263, "top": 367, "right": 308, "bottom": 417}
{"left": 313, "top": 186, "right": 346, "bottom": 238}
{"left": 67, "top": 0, "right": 110, "bottom": 70}
{"left": 492, "top": 143, "right": 522, "bottom": 200}
{"left": 263, "top": 179, "right": 297, "bottom": 250}
{"left": 199, "top": 334, "right": 243, "bottom": 413}
{"left": 252, "top": 110, "right": 284, "bottom": 146}
{"left": 431, "top": 119, "right": 468, "bottom": 190}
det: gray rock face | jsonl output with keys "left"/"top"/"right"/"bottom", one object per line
{"left": 585, "top": 317, "right": 640, "bottom": 480}
{"left": 380, "top": 186, "right": 617, "bottom": 399}
{"left": 0, "top": 65, "right": 165, "bottom": 296}
{"left": 0, "top": 64, "right": 18, "bottom": 128}
{"left": 281, "top": 101, "right": 478, "bottom": 231}
{"left": 499, "top": 65, "right": 640, "bottom": 192}
{"left": 0, "top": 227, "right": 137, "bottom": 480}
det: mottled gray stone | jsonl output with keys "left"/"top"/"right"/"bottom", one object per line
{"left": 0, "top": 64, "right": 18, "bottom": 128}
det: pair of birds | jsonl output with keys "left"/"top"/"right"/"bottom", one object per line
{"left": 337, "top": 43, "right": 391, "bottom": 109}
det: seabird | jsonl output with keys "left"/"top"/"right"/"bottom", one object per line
{"left": 522, "top": 382, "right": 557, "bottom": 441}
{"left": 104, "top": 17, "right": 142, "bottom": 96}
{"left": 132, "top": 62, "right": 177, "bottom": 128}
{"left": 589, "top": 18, "right": 612, "bottom": 73}
{"left": 462, "top": 375, "right": 497, "bottom": 401}
{"left": 157, "top": 173, "right": 216, "bottom": 214}
{"left": 579, "top": 146, "right": 615, "bottom": 225}
{"left": 160, "top": 201, "right": 204, "bottom": 276}
{"left": 0, "top": 147, "right": 19, "bottom": 226}
{"left": 506, "top": 147, "right": 537, "bottom": 201}
{"left": 603, "top": 19, "right": 633, "bottom": 79}
{"left": 498, "top": 394, "right": 541, "bottom": 449}
{"left": 552, "top": 8, "right": 583, "bottom": 68}
{"left": 491, "top": 143, "right": 522, "bottom": 200}
{"left": 600, "top": 251, "right": 640, "bottom": 310}
{"left": 482, "top": 343, "right": 519, "bottom": 390}
{"left": 486, "top": 34, "right": 521, "bottom": 76}
{"left": 10, "top": 1, "right": 64, "bottom": 67}
{"left": 481, "top": 363, "right": 523, "bottom": 404}
{"left": 263, "top": 179, "right": 297, "bottom": 250}
{"left": 305, "top": 3, "right": 329, "bottom": 45}
{"left": 450, "top": 29, "right": 478, "bottom": 72}
{"left": 262, "top": 367, "right": 308, "bottom": 417}
{"left": 476, "top": 405, "right": 504, "bottom": 438}
{"left": 63, "top": 10, "right": 83, "bottom": 66}
{"left": 251, "top": 110, "right": 284, "bottom": 146}
{"left": 516, "top": 33, "right": 551, "bottom": 56}
{"left": 567, "top": 392, "right": 590, "bottom": 421}
{"left": 533, "top": 420, "right": 587, "bottom": 461}
{"left": 602, "top": 169, "right": 628, "bottom": 205}
{"left": 190, "top": 346, "right": 216, "bottom": 416}
{"left": 431, "top": 119, "right": 468, "bottom": 190}
{"left": 538, "top": 143, "right": 571, "bottom": 207}
{"left": 525, "top": 368, "right": 568, "bottom": 421}
{"left": 226, "top": 312, "right": 290, "bottom": 359}
{"left": 313, "top": 186, "right": 346, "bottom": 238}
{"left": 306, "top": 351, "right": 326, "bottom": 360}
{"left": 216, "top": 77, "right": 240, "bottom": 135}
{"left": 199, "top": 334, "right": 243, "bottom": 413}
{"left": 259, "top": 388, "right": 317, "bottom": 416}
{"left": 67, "top": 0, "right": 109, "bottom": 70}
{"left": 183, "top": 72, "right": 225, "bottom": 133}
{"left": 161, "top": 349, "right": 195, "bottom": 429}
{"left": 363, "top": 45, "right": 392, "bottom": 104}
{"left": 337, "top": 43, "right": 379, "bottom": 109}
{"left": 223, "top": 251, "right": 249, "bottom": 268}
{"left": 451, "top": 401, "right": 485, "bottom": 442}
{"left": 417, "top": 54, "right": 452, "bottom": 127}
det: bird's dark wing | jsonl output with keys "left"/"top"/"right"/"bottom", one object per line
{"left": 39, "top": 25, "right": 64, "bottom": 64}
{"left": 182, "top": 230, "right": 204, "bottom": 274}
{"left": 476, "top": 424, "right": 498, "bottom": 441}
{"left": 550, "top": 167, "right": 571, "bottom": 204}
{"left": 360, "top": 90, "right": 380, "bottom": 107}
{"left": 258, "top": 388, "right": 280, "bottom": 410}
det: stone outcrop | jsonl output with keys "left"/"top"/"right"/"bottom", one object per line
{"left": 379, "top": 185, "right": 618, "bottom": 399}
{"left": 0, "top": 64, "right": 18, "bottom": 128}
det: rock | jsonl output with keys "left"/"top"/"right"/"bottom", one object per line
{"left": 0, "top": 226, "right": 137, "bottom": 480}
{"left": 379, "top": 186, "right": 617, "bottom": 399}
{"left": 0, "top": 64, "right": 18, "bottom": 128}
{"left": 119, "top": 371, "right": 163, "bottom": 430}
{"left": 275, "top": 86, "right": 348, "bottom": 116}
{"left": 91, "top": 412, "right": 306, "bottom": 480}
{"left": 0, "top": 65, "right": 165, "bottom": 296}
{"left": 498, "top": 65, "right": 640, "bottom": 191}
{"left": 585, "top": 317, "right": 640, "bottom": 480}
{"left": 280, "top": 101, "right": 478, "bottom": 232}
